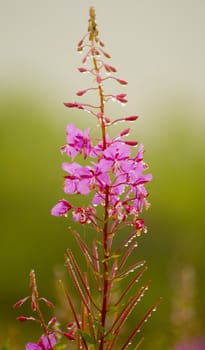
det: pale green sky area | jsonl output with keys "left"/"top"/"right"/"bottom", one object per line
{"left": 1, "top": 0, "right": 205, "bottom": 125}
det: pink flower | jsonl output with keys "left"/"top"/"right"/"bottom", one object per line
{"left": 61, "top": 124, "right": 92, "bottom": 159}
{"left": 99, "top": 141, "right": 131, "bottom": 173}
{"left": 26, "top": 333, "right": 56, "bottom": 350}
{"left": 62, "top": 161, "right": 110, "bottom": 196}
{"left": 51, "top": 199, "right": 72, "bottom": 216}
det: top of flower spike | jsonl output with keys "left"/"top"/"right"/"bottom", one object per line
{"left": 88, "top": 7, "right": 99, "bottom": 42}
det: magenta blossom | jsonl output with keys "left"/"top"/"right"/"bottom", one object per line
{"left": 63, "top": 161, "right": 110, "bottom": 195}
{"left": 61, "top": 123, "right": 92, "bottom": 159}
{"left": 51, "top": 199, "right": 72, "bottom": 216}
{"left": 52, "top": 133, "right": 152, "bottom": 234}
{"left": 26, "top": 333, "right": 56, "bottom": 350}
{"left": 98, "top": 141, "right": 131, "bottom": 173}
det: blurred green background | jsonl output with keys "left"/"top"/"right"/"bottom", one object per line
{"left": 1, "top": 1, "right": 205, "bottom": 349}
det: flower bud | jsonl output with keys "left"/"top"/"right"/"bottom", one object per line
{"left": 48, "top": 317, "right": 57, "bottom": 326}
{"left": 96, "top": 75, "right": 102, "bottom": 84}
{"left": 117, "top": 79, "right": 128, "bottom": 85}
{"left": 63, "top": 331, "right": 75, "bottom": 340}
{"left": 67, "top": 321, "right": 74, "bottom": 328}
{"left": 125, "top": 116, "right": 139, "bottom": 121}
{"left": 17, "top": 316, "right": 37, "bottom": 322}
{"left": 120, "top": 128, "right": 130, "bottom": 137}
{"left": 13, "top": 296, "right": 30, "bottom": 308}
{"left": 39, "top": 297, "right": 54, "bottom": 308}
{"left": 17, "top": 316, "right": 29, "bottom": 322}
{"left": 77, "top": 39, "right": 84, "bottom": 47}
{"left": 124, "top": 141, "right": 138, "bottom": 146}
{"left": 116, "top": 94, "right": 128, "bottom": 103}
{"left": 76, "top": 89, "right": 87, "bottom": 96}
{"left": 102, "top": 50, "right": 111, "bottom": 58}
{"left": 78, "top": 67, "right": 88, "bottom": 73}
{"left": 64, "top": 102, "right": 85, "bottom": 110}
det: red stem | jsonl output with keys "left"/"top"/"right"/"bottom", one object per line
{"left": 91, "top": 43, "right": 110, "bottom": 350}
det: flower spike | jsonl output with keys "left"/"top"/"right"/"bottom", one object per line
{"left": 15, "top": 7, "right": 158, "bottom": 350}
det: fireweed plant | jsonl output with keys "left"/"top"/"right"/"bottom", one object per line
{"left": 14, "top": 7, "right": 160, "bottom": 350}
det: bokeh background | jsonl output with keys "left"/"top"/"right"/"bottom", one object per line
{"left": 1, "top": 0, "right": 205, "bottom": 349}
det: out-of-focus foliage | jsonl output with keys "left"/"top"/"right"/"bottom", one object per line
{"left": 0, "top": 89, "right": 205, "bottom": 349}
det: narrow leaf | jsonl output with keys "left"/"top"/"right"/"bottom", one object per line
{"left": 116, "top": 260, "right": 146, "bottom": 279}
{"left": 120, "top": 298, "right": 162, "bottom": 350}
{"left": 67, "top": 249, "right": 100, "bottom": 311}
{"left": 114, "top": 267, "right": 147, "bottom": 306}
{"left": 64, "top": 254, "right": 92, "bottom": 315}
{"left": 106, "top": 281, "right": 151, "bottom": 348}
{"left": 118, "top": 242, "right": 138, "bottom": 271}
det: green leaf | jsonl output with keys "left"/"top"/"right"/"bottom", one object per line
{"left": 101, "top": 254, "right": 120, "bottom": 263}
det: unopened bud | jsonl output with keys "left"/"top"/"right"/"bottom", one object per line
{"left": 117, "top": 79, "right": 128, "bottom": 85}
{"left": 48, "top": 317, "right": 57, "bottom": 326}
{"left": 78, "top": 67, "right": 87, "bottom": 73}
{"left": 102, "top": 50, "right": 111, "bottom": 59}
{"left": 67, "top": 322, "right": 74, "bottom": 328}
{"left": 116, "top": 94, "right": 128, "bottom": 103}
{"left": 39, "top": 297, "right": 54, "bottom": 308}
{"left": 31, "top": 299, "right": 37, "bottom": 311}
{"left": 120, "top": 128, "right": 130, "bottom": 137}
{"left": 76, "top": 89, "right": 87, "bottom": 96}
{"left": 89, "top": 6, "right": 96, "bottom": 20}
{"left": 64, "top": 102, "right": 84, "bottom": 110}
{"left": 124, "top": 141, "right": 138, "bottom": 146}
{"left": 13, "top": 296, "right": 30, "bottom": 308}
{"left": 96, "top": 75, "right": 102, "bottom": 84}
{"left": 17, "top": 316, "right": 37, "bottom": 322}
{"left": 109, "top": 65, "right": 117, "bottom": 73}
{"left": 17, "top": 316, "right": 29, "bottom": 322}
{"left": 82, "top": 55, "right": 88, "bottom": 64}
{"left": 63, "top": 331, "right": 75, "bottom": 340}
{"left": 104, "top": 64, "right": 117, "bottom": 73}
{"left": 125, "top": 116, "right": 138, "bottom": 121}
{"left": 77, "top": 39, "right": 84, "bottom": 47}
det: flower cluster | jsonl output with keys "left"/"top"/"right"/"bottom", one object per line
{"left": 52, "top": 124, "right": 152, "bottom": 234}
{"left": 51, "top": 7, "right": 152, "bottom": 236}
